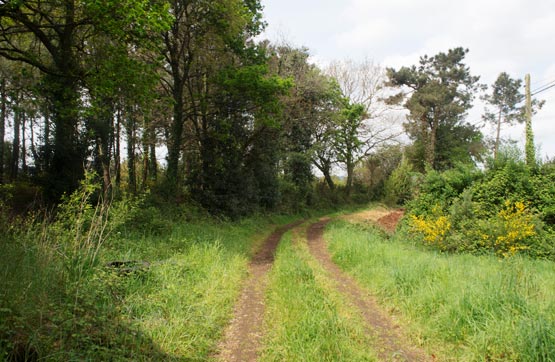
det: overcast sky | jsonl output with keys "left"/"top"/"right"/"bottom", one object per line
{"left": 259, "top": 0, "right": 555, "bottom": 159}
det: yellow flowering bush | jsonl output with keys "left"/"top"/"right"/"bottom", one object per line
{"left": 482, "top": 201, "right": 536, "bottom": 257}
{"left": 409, "top": 206, "right": 452, "bottom": 251}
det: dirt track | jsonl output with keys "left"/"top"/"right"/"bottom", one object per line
{"left": 215, "top": 221, "right": 303, "bottom": 362}
{"left": 307, "top": 218, "right": 428, "bottom": 361}
{"left": 216, "top": 210, "right": 428, "bottom": 362}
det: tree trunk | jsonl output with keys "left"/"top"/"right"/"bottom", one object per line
{"left": 345, "top": 161, "right": 354, "bottom": 196}
{"left": 494, "top": 111, "right": 502, "bottom": 159}
{"left": 21, "top": 113, "right": 27, "bottom": 174}
{"left": 11, "top": 97, "right": 20, "bottom": 180}
{"left": 126, "top": 107, "right": 136, "bottom": 194}
{"left": 47, "top": 75, "right": 84, "bottom": 200}
{"left": 114, "top": 105, "right": 121, "bottom": 188}
{"left": 425, "top": 115, "right": 437, "bottom": 170}
{"left": 141, "top": 120, "right": 149, "bottom": 190}
{"left": 149, "top": 137, "right": 157, "bottom": 181}
{"left": 43, "top": 106, "right": 51, "bottom": 169}
{"left": 323, "top": 169, "right": 335, "bottom": 191}
{"left": 166, "top": 81, "right": 184, "bottom": 191}
{"left": 0, "top": 79, "right": 6, "bottom": 183}
{"left": 30, "top": 117, "right": 40, "bottom": 170}
{"left": 97, "top": 119, "right": 112, "bottom": 199}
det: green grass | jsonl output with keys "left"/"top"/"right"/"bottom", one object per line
{"left": 101, "top": 213, "right": 310, "bottom": 361}
{"left": 260, "top": 229, "right": 377, "bottom": 362}
{"left": 0, "top": 202, "right": 301, "bottom": 360}
{"left": 325, "top": 219, "right": 555, "bottom": 361}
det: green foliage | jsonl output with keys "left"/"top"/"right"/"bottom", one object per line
{"left": 383, "top": 155, "right": 417, "bottom": 206}
{"left": 406, "top": 149, "right": 555, "bottom": 260}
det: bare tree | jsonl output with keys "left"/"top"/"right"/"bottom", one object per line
{"left": 324, "top": 59, "right": 403, "bottom": 194}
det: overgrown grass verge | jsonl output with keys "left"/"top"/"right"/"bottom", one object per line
{"left": 260, "top": 228, "right": 377, "bottom": 361}
{"left": 326, "top": 219, "right": 555, "bottom": 361}
{"left": 0, "top": 177, "right": 304, "bottom": 360}
{"left": 108, "top": 216, "right": 299, "bottom": 361}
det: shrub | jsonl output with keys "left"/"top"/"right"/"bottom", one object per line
{"left": 384, "top": 156, "right": 418, "bottom": 206}
{"left": 405, "top": 150, "right": 555, "bottom": 260}
{"left": 478, "top": 201, "right": 537, "bottom": 257}
{"left": 409, "top": 205, "right": 452, "bottom": 251}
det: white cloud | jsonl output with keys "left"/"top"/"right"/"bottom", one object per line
{"left": 260, "top": 0, "right": 555, "bottom": 157}
{"left": 333, "top": 19, "right": 393, "bottom": 48}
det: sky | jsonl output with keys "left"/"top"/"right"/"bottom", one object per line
{"left": 259, "top": 0, "right": 555, "bottom": 159}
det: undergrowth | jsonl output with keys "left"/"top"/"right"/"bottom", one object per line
{"left": 0, "top": 172, "right": 302, "bottom": 360}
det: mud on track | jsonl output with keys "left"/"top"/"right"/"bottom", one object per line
{"left": 215, "top": 221, "right": 303, "bottom": 362}
{"left": 306, "top": 218, "right": 429, "bottom": 362}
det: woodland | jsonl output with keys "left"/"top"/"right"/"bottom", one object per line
{"left": 1, "top": 1, "right": 555, "bottom": 361}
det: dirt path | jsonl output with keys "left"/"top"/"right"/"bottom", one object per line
{"left": 341, "top": 207, "right": 405, "bottom": 234}
{"left": 306, "top": 218, "right": 429, "bottom": 362}
{"left": 215, "top": 221, "right": 303, "bottom": 362}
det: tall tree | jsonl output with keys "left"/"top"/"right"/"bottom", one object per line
{"left": 267, "top": 44, "right": 334, "bottom": 201}
{"left": 161, "top": 0, "right": 265, "bottom": 194}
{"left": 0, "top": 76, "right": 6, "bottom": 183}
{"left": 483, "top": 72, "right": 523, "bottom": 159}
{"left": 0, "top": 0, "right": 170, "bottom": 199}
{"left": 387, "top": 48, "right": 483, "bottom": 171}
{"left": 483, "top": 72, "right": 544, "bottom": 160}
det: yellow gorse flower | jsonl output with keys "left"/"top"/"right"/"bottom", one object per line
{"left": 484, "top": 200, "right": 535, "bottom": 257}
{"left": 410, "top": 209, "right": 451, "bottom": 250}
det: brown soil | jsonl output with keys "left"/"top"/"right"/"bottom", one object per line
{"left": 343, "top": 207, "right": 405, "bottom": 234}
{"left": 306, "top": 217, "right": 429, "bottom": 362}
{"left": 342, "top": 206, "right": 391, "bottom": 224}
{"left": 215, "top": 221, "right": 303, "bottom": 362}
{"left": 376, "top": 209, "right": 405, "bottom": 233}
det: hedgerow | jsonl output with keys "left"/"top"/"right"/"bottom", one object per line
{"left": 402, "top": 151, "right": 555, "bottom": 260}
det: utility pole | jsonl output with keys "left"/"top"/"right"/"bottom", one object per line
{"left": 524, "top": 74, "right": 536, "bottom": 169}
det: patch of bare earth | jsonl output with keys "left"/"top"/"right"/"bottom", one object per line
{"left": 343, "top": 207, "right": 405, "bottom": 234}
{"left": 215, "top": 221, "right": 302, "bottom": 362}
{"left": 342, "top": 206, "right": 391, "bottom": 224}
{"left": 306, "top": 217, "right": 429, "bottom": 362}
{"left": 376, "top": 210, "right": 405, "bottom": 233}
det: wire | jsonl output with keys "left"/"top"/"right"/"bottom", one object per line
{"left": 532, "top": 82, "right": 555, "bottom": 96}
{"left": 531, "top": 76, "right": 555, "bottom": 90}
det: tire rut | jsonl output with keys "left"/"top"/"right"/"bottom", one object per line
{"left": 215, "top": 220, "right": 303, "bottom": 362}
{"left": 306, "top": 218, "right": 430, "bottom": 362}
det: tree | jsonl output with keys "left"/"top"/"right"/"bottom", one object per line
{"left": 0, "top": 76, "right": 5, "bottom": 183}
{"left": 326, "top": 59, "right": 401, "bottom": 194}
{"left": 310, "top": 81, "right": 343, "bottom": 191}
{"left": 0, "top": 0, "right": 170, "bottom": 199}
{"left": 161, "top": 0, "right": 266, "bottom": 194}
{"left": 387, "top": 48, "right": 483, "bottom": 171}
{"left": 267, "top": 44, "right": 327, "bottom": 202}
{"left": 483, "top": 72, "right": 545, "bottom": 161}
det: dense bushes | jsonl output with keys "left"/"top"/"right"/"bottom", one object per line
{"left": 402, "top": 151, "right": 555, "bottom": 260}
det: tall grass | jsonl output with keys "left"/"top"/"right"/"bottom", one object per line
{"left": 0, "top": 176, "right": 172, "bottom": 360}
{"left": 0, "top": 174, "right": 301, "bottom": 360}
{"left": 110, "top": 215, "right": 299, "bottom": 361}
{"left": 326, "top": 220, "right": 555, "bottom": 361}
{"left": 261, "top": 230, "right": 377, "bottom": 362}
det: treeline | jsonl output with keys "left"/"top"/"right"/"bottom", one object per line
{"left": 0, "top": 0, "right": 400, "bottom": 216}
{"left": 0, "top": 0, "right": 548, "bottom": 217}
